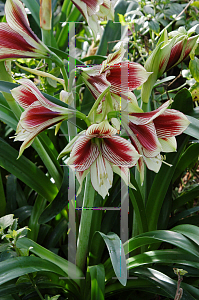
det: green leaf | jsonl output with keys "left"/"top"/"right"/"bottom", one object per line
{"left": 128, "top": 248, "right": 199, "bottom": 270}
{"left": 6, "top": 175, "right": 17, "bottom": 213}
{"left": 124, "top": 230, "right": 199, "bottom": 259}
{"left": 89, "top": 264, "right": 105, "bottom": 300}
{"left": 172, "top": 184, "right": 199, "bottom": 211}
{"left": 131, "top": 267, "right": 195, "bottom": 299}
{"left": 184, "top": 115, "right": 199, "bottom": 139}
{"left": 27, "top": 195, "right": 46, "bottom": 242}
{"left": 146, "top": 135, "right": 189, "bottom": 231}
{"left": 98, "top": 232, "right": 127, "bottom": 286}
{"left": 148, "top": 19, "right": 160, "bottom": 34}
{"left": 44, "top": 218, "right": 68, "bottom": 248}
{"left": 0, "top": 138, "right": 58, "bottom": 202}
{"left": 169, "top": 206, "right": 199, "bottom": 227}
{"left": 171, "top": 88, "right": 193, "bottom": 113}
{"left": 172, "top": 224, "right": 199, "bottom": 246}
{"left": 189, "top": 56, "right": 199, "bottom": 82}
{"left": 129, "top": 172, "right": 148, "bottom": 234}
{"left": 39, "top": 166, "right": 68, "bottom": 224}
{"left": 173, "top": 143, "right": 199, "bottom": 182}
{"left": 0, "top": 169, "right": 6, "bottom": 217}
{"left": 0, "top": 256, "right": 66, "bottom": 285}
{"left": 13, "top": 206, "right": 33, "bottom": 223}
{"left": 153, "top": 76, "right": 175, "bottom": 88}
{"left": 16, "top": 238, "right": 84, "bottom": 287}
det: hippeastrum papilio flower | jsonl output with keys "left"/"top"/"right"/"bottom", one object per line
{"left": 11, "top": 79, "right": 74, "bottom": 157}
{"left": 71, "top": 0, "right": 114, "bottom": 40}
{"left": 121, "top": 100, "right": 190, "bottom": 183}
{"left": 80, "top": 45, "right": 151, "bottom": 110}
{"left": 141, "top": 28, "right": 199, "bottom": 103}
{"left": 59, "top": 120, "right": 141, "bottom": 199}
{"left": 0, "top": 0, "right": 51, "bottom": 60}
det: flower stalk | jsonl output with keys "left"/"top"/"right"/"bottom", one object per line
{"left": 76, "top": 173, "right": 95, "bottom": 272}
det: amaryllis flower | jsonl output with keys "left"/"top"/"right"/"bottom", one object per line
{"left": 121, "top": 100, "right": 190, "bottom": 183}
{"left": 80, "top": 45, "right": 151, "bottom": 109}
{"left": 0, "top": 0, "right": 50, "bottom": 60}
{"left": 59, "top": 121, "right": 140, "bottom": 199}
{"left": 141, "top": 28, "right": 199, "bottom": 103}
{"left": 11, "top": 79, "right": 74, "bottom": 157}
{"left": 71, "top": 0, "right": 114, "bottom": 40}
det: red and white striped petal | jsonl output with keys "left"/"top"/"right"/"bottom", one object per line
{"left": 0, "top": 23, "right": 47, "bottom": 60}
{"left": 86, "top": 120, "right": 117, "bottom": 137}
{"left": 159, "top": 137, "right": 177, "bottom": 153}
{"left": 11, "top": 82, "right": 41, "bottom": 109}
{"left": 19, "top": 101, "right": 65, "bottom": 130}
{"left": 106, "top": 62, "right": 151, "bottom": 94}
{"left": 100, "top": 44, "right": 126, "bottom": 73}
{"left": 90, "top": 154, "right": 113, "bottom": 199}
{"left": 128, "top": 100, "right": 172, "bottom": 125}
{"left": 5, "top": 0, "right": 46, "bottom": 52}
{"left": 101, "top": 136, "right": 140, "bottom": 167}
{"left": 81, "top": 69, "right": 110, "bottom": 100}
{"left": 16, "top": 114, "right": 66, "bottom": 157}
{"left": 153, "top": 109, "right": 190, "bottom": 138}
{"left": 128, "top": 122, "right": 162, "bottom": 158}
{"left": 12, "top": 79, "right": 66, "bottom": 113}
{"left": 67, "top": 135, "right": 100, "bottom": 171}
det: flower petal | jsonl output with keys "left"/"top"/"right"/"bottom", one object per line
{"left": 13, "top": 79, "right": 66, "bottom": 112}
{"left": 128, "top": 122, "right": 162, "bottom": 157}
{"left": 90, "top": 154, "right": 113, "bottom": 199}
{"left": 143, "top": 154, "right": 162, "bottom": 173}
{"left": 100, "top": 44, "right": 126, "bottom": 73}
{"left": 86, "top": 120, "right": 117, "bottom": 137}
{"left": 67, "top": 136, "right": 100, "bottom": 171}
{"left": 159, "top": 137, "right": 177, "bottom": 152}
{"left": 5, "top": 0, "right": 46, "bottom": 52}
{"left": 19, "top": 101, "right": 64, "bottom": 129}
{"left": 127, "top": 99, "right": 172, "bottom": 125}
{"left": 112, "top": 166, "right": 135, "bottom": 189}
{"left": 81, "top": 69, "right": 110, "bottom": 99}
{"left": 154, "top": 109, "right": 190, "bottom": 138}
{"left": 106, "top": 62, "right": 151, "bottom": 94}
{"left": 101, "top": 136, "right": 140, "bottom": 166}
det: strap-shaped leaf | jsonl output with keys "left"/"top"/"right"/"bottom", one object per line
{"left": 0, "top": 138, "right": 58, "bottom": 202}
{"left": 16, "top": 237, "right": 84, "bottom": 287}
{"left": 0, "top": 256, "right": 66, "bottom": 285}
{"left": 89, "top": 264, "right": 105, "bottom": 300}
{"left": 99, "top": 232, "right": 127, "bottom": 286}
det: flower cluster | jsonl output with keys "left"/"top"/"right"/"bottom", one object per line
{"left": 2, "top": 0, "right": 191, "bottom": 199}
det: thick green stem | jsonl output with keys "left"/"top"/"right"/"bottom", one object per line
{"left": 42, "top": 28, "right": 52, "bottom": 70}
{"left": 76, "top": 173, "right": 95, "bottom": 272}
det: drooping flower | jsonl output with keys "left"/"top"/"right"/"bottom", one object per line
{"left": 71, "top": 0, "right": 114, "bottom": 40}
{"left": 80, "top": 45, "right": 151, "bottom": 110}
{"left": 11, "top": 79, "right": 74, "bottom": 157}
{"left": 121, "top": 100, "right": 190, "bottom": 183}
{"left": 0, "top": 0, "right": 51, "bottom": 60}
{"left": 59, "top": 120, "right": 141, "bottom": 199}
{"left": 141, "top": 28, "right": 199, "bottom": 103}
